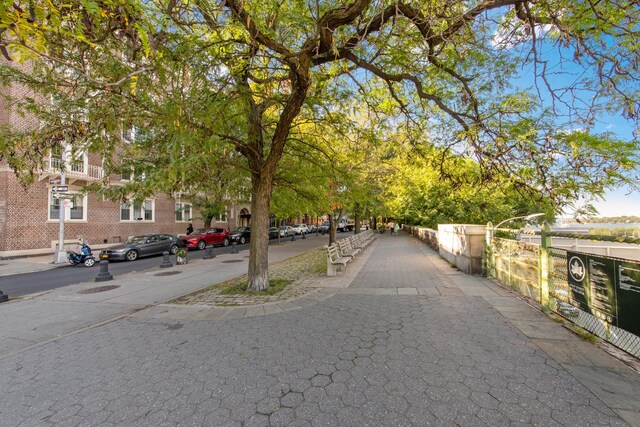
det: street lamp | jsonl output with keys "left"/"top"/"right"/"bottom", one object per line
{"left": 493, "top": 213, "right": 545, "bottom": 230}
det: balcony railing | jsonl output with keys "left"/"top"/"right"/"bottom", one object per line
{"left": 46, "top": 157, "right": 104, "bottom": 180}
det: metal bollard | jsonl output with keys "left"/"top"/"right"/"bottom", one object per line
{"left": 231, "top": 241, "right": 239, "bottom": 253}
{"left": 291, "top": 233, "right": 296, "bottom": 241}
{"left": 302, "top": 231, "right": 306, "bottom": 239}
{"left": 160, "top": 251, "right": 173, "bottom": 268}
{"left": 95, "top": 260, "right": 114, "bottom": 282}
{"left": 0, "top": 289, "right": 8, "bottom": 303}
{"left": 202, "top": 247, "right": 216, "bottom": 259}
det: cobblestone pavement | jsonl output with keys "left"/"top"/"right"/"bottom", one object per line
{"left": 0, "top": 233, "right": 631, "bottom": 426}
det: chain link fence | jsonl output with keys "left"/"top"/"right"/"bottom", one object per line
{"left": 549, "top": 247, "right": 640, "bottom": 358}
{"left": 415, "top": 223, "right": 640, "bottom": 358}
{"left": 492, "top": 237, "right": 540, "bottom": 302}
{"left": 488, "top": 232, "right": 640, "bottom": 358}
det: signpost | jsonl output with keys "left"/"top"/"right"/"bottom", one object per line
{"left": 53, "top": 146, "right": 67, "bottom": 264}
{"left": 567, "top": 251, "right": 640, "bottom": 336}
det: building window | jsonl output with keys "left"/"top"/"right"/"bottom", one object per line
{"left": 120, "top": 166, "right": 145, "bottom": 182}
{"left": 49, "top": 143, "right": 88, "bottom": 175}
{"left": 122, "top": 125, "right": 136, "bottom": 143}
{"left": 120, "top": 200, "right": 154, "bottom": 222}
{"left": 49, "top": 191, "right": 87, "bottom": 221}
{"left": 175, "top": 202, "right": 192, "bottom": 222}
{"left": 217, "top": 213, "right": 227, "bottom": 222}
{"left": 120, "top": 167, "right": 132, "bottom": 181}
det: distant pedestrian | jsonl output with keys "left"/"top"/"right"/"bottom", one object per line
{"left": 389, "top": 223, "right": 394, "bottom": 233}
{"left": 186, "top": 223, "right": 193, "bottom": 235}
{"left": 394, "top": 223, "right": 399, "bottom": 235}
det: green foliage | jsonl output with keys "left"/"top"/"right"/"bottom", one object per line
{"left": 575, "top": 328, "right": 599, "bottom": 345}
{"left": 588, "top": 228, "right": 640, "bottom": 238}
{"left": 382, "top": 143, "right": 556, "bottom": 228}
{"left": 175, "top": 248, "right": 188, "bottom": 258}
{"left": 2, "top": 0, "right": 638, "bottom": 199}
{"left": 2, "top": 0, "right": 640, "bottom": 287}
{"left": 220, "top": 278, "right": 293, "bottom": 296}
{"left": 587, "top": 216, "right": 640, "bottom": 224}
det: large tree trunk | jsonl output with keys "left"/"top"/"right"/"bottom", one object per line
{"left": 328, "top": 208, "right": 342, "bottom": 245}
{"left": 246, "top": 174, "right": 273, "bottom": 291}
{"left": 354, "top": 204, "right": 360, "bottom": 235}
{"left": 242, "top": 52, "right": 311, "bottom": 292}
{"left": 328, "top": 215, "right": 336, "bottom": 245}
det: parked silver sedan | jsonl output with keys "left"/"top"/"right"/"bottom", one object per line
{"left": 278, "top": 226, "right": 295, "bottom": 237}
{"left": 100, "top": 234, "right": 182, "bottom": 261}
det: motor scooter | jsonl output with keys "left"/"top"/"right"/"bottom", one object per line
{"left": 68, "top": 243, "right": 96, "bottom": 267}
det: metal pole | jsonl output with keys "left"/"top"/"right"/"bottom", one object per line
{"left": 485, "top": 222, "right": 494, "bottom": 277}
{"left": 539, "top": 222, "right": 552, "bottom": 312}
{"left": 54, "top": 145, "right": 67, "bottom": 263}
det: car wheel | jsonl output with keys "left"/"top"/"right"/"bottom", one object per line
{"left": 222, "top": 238, "right": 229, "bottom": 247}
{"left": 169, "top": 244, "right": 179, "bottom": 255}
{"left": 197, "top": 240, "right": 206, "bottom": 250}
{"left": 84, "top": 258, "right": 96, "bottom": 267}
{"left": 240, "top": 236, "right": 246, "bottom": 245}
{"left": 125, "top": 250, "right": 138, "bottom": 261}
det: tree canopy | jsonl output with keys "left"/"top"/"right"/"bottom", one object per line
{"left": 1, "top": 0, "right": 639, "bottom": 290}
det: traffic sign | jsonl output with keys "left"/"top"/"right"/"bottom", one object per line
{"left": 52, "top": 193, "right": 73, "bottom": 199}
{"left": 51, "top": 185, "right": 69, "bottom": 192}
{"left": 49, "top": 178, "right": 61, "bottom": 184}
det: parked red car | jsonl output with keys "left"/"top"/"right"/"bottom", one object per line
{"left": 181, "top": 228, "right": 230, "bottom": 250}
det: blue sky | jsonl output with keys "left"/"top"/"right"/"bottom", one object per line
{"left": 591, "top": 114, "right": 640, "bottom": 217}
{"left": 593, "top": 187, "right": 640, "bottom": 217}
{"left": 506, "top": 34, "right": 640, "bottom": 218}
{"left": 583, "top": 109, "right": 640, "bottom": 217}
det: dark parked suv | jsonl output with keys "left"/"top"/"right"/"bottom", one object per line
{"left": 229, "top": 227, "right": 251, "bottom": 244}
{"left": 318, "top": 221, "right": 330, "bottom": 234}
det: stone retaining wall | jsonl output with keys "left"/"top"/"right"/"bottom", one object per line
{"left": 405, "top": 224, "right": 486, "bottom": 275}
{"left": 404, "top": 225, "right": 438, "bottom": 250}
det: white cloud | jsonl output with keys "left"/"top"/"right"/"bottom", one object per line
{"left": 491, "top": 13, "right": 553, "bottom": 50}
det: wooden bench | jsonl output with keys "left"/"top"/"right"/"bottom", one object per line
{"left": 337, "top": 238, "right": 360, "bottom": 258}
{"left": 350, "top": 229, "right": 375, "bottom": 249}
{"left": 350, "top": 231, "right": 369, "bottom": 248}
{"left": 326, "top": 243, "right": 351, "bottom": 276}
{"left": 349, "top": 235, "right": 365, "bottom": 250}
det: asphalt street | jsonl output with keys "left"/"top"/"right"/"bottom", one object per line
{"left": 1, "top": 236, "right": 312, "bottom": 297}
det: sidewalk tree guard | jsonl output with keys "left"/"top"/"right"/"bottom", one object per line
{"left": 1, "top": 1, "right": 639, "bottom": 291}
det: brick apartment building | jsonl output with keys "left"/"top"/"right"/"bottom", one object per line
{"left": 0, "top": 156, "right": 252, "bottom": 257}
{"left": 0, "top": 59, "right": 251, "bottom": 257}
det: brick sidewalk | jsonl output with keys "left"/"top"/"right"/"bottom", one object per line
{"left": 0, "top": 231, "right": 638, "bottom": 426}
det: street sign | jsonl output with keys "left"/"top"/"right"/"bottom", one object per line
{"left": 51, "top": 185, "right": 69, "bottom": 192}
{"left": 52, "top": 193, "right": 73, "bottom": 199}
{"left": 49, "top": 178, "right": 61, "bottom": 184}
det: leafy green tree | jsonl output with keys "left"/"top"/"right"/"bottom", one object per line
{"left": 2, "top": 0, "right": 639, "bottom": 291}
{"left": 383, "top": 144, "right": 556, "bottom": 227}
